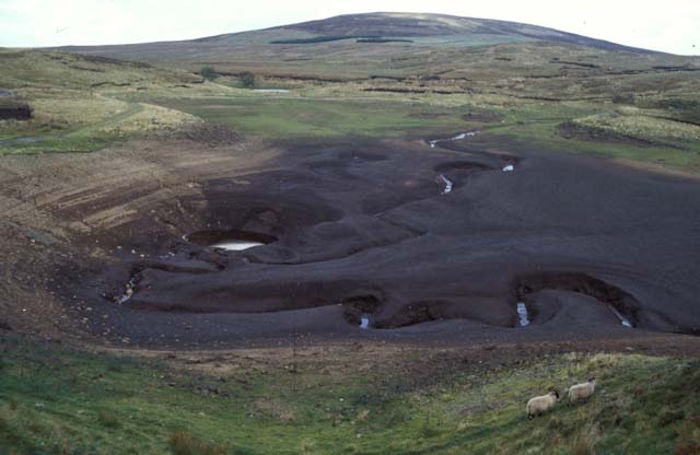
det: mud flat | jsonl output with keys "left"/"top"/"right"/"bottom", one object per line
{"left": 1, "top": 133, "right": 700, "bottom": 349}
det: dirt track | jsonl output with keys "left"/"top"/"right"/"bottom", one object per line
{"left": 1, "top": 130, "right": 699, "bottom": 351}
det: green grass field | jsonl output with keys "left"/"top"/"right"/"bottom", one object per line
{"left": 150, "top": 96, "right": 472, "bottom": 139}
{"left": 1, "top": 336, "right": 698, "bottom": 454}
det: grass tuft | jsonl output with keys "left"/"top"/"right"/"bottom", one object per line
{"left": 97, "top": 408, "right": 121, "bottom": 428}
{"left": 169, "top": 430, "right": 228, "bottom": 455}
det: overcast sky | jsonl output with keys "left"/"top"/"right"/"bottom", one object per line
{"left": 0, "top": 0, "right": 698, "bottom": 55}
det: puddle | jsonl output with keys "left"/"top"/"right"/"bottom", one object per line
{"left": 360, "top": 315, "right": 371, "bottom": 329}
{"left": 0, "top": 136, "right": 42, "bottom": 147}
{"left": 116, "top": 278, "right": 136, "bottom": 304}
{"left": 516, "top": 302, "right": 530, "bottom": 327}
{"left": 607, "top": 305, "right": 633, "bottom": 327}
{"left": 428, "top": 131, "right": 479, "bottom": 148}
{"left": 185, "top": 229, "right": 276, "bottom": 251}
{"left": 210, "top": 241, "right": 265, "bottom": 251}
{"left": 253, "top": 89, "right": 290, "bottom": 93}
{"left": 502, "top": 164, "right": 515, "bottom": 172}
{"left": 439, "top": 174, "right": 453, "bottom": 194}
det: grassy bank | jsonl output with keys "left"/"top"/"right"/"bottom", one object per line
{"left": 1, "top": 336, "right": 698, "bottom": 454}
{"left": 0, "top": 50, "right": 206, "bottom": 156}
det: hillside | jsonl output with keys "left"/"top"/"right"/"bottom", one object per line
{"left": 46, "top": 13, "right": 700, "bottom": 170}
{"left": 0, "top": 49, "right": 233, "bottom": 154}
{"left": 278, "top": 12, "right": 659, "bottom": 51}
{"left": 56, "top": 12, "right": 699, "bottom": 80}
{"left": 2, "top": 11, "right": 700, "bottom": 455}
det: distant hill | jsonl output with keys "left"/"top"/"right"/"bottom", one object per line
{"left": 54, "top": 12, "right": 698, "bottom": 80}
{"left": 271, "top": 12, "right": 659, "bottom": 53}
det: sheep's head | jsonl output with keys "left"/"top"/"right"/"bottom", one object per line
{"left": 588, "top": 377, "right": 596, "bottom": 383}
{"left": 550, "top": 390, "right": 560, "bottom": 400}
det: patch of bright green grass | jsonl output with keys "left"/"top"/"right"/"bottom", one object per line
{"left": 1, "top": 337, "right": 698, "bottom": 454}
{"left": 488, "top": 118, "right": 700, "bottom": 174}
{"left": 154, "top": 97, "right": 472, "bottom": 139}
{"left": 479, "top": 100, "right": 700, "bottom": 174}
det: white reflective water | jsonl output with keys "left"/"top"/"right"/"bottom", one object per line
{"left": 117, "top": 279, "right": 136, "bottom": 304}
{"left": 360, "top": 316, "right": 371, "bottom": 329}
{"left": 502, "top": 164, "right": 515, "bottom": 172}
{"left": 439, "top": 174, "right": 453, "bottom": 194}
{"left": 516, "top": 302, "right": 530, "bottom": 327}
{"left": 428, "top": 131, "right": 478, "bottom": 148}
{"left": 253, "top": 89, "right": 290, "bottom": 93}
{"left": 211, "top": 241, "right": 265, "bottom": 251}
{"left": 608, "top": 305, "right": 633, "bottom": 328}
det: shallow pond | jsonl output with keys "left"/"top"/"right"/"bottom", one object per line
{"left": 210, "top": 240, "right": 266, "bottom": 251}
{"left": 185, "top": 229, "right": 276, "bottom": 251}
{"left": 0, "top": 136, "right": 42, "bottom": 146}
{"left": 253, "top": 89, "right": 290, "bottom": 93}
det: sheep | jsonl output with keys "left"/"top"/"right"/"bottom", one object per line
{"left": 567, "top": 377, "right": 596, "bottom": 404}
{"left": 526, "top": 390, "right": 560, "bottom": 419}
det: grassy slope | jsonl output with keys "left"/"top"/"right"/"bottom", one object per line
{"left": 4, "top": 31, "right": 700, "bottom": 172}
{"left": 115, "top": 81, "right": 700, "bottom": 173}
{"left": 1, "top": 336, "right": 698, "bottom": 454}
{"left": 70, "top": 20, "right": 698, "bottom": 173}
{"left": 0, "top": 49, "right": 220, "bottom": 155}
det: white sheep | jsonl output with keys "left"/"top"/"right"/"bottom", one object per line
{"left": 526, "top": 390, "right": 560, "bottom": 419}
{"left": 567, "top": 377, "right": 596, "bottom": 403}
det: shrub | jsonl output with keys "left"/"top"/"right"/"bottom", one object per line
{"left": 199, "top": 66, "right": 219, "bottom": 80}
{"left": 356, "top": 38, "right": 413, "bottom": 43}
{"left": 238, "top": 71, "right": 255, "bottom": 88}
{"left": 270, "top": 35, "right": 379, "bottom": 44}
